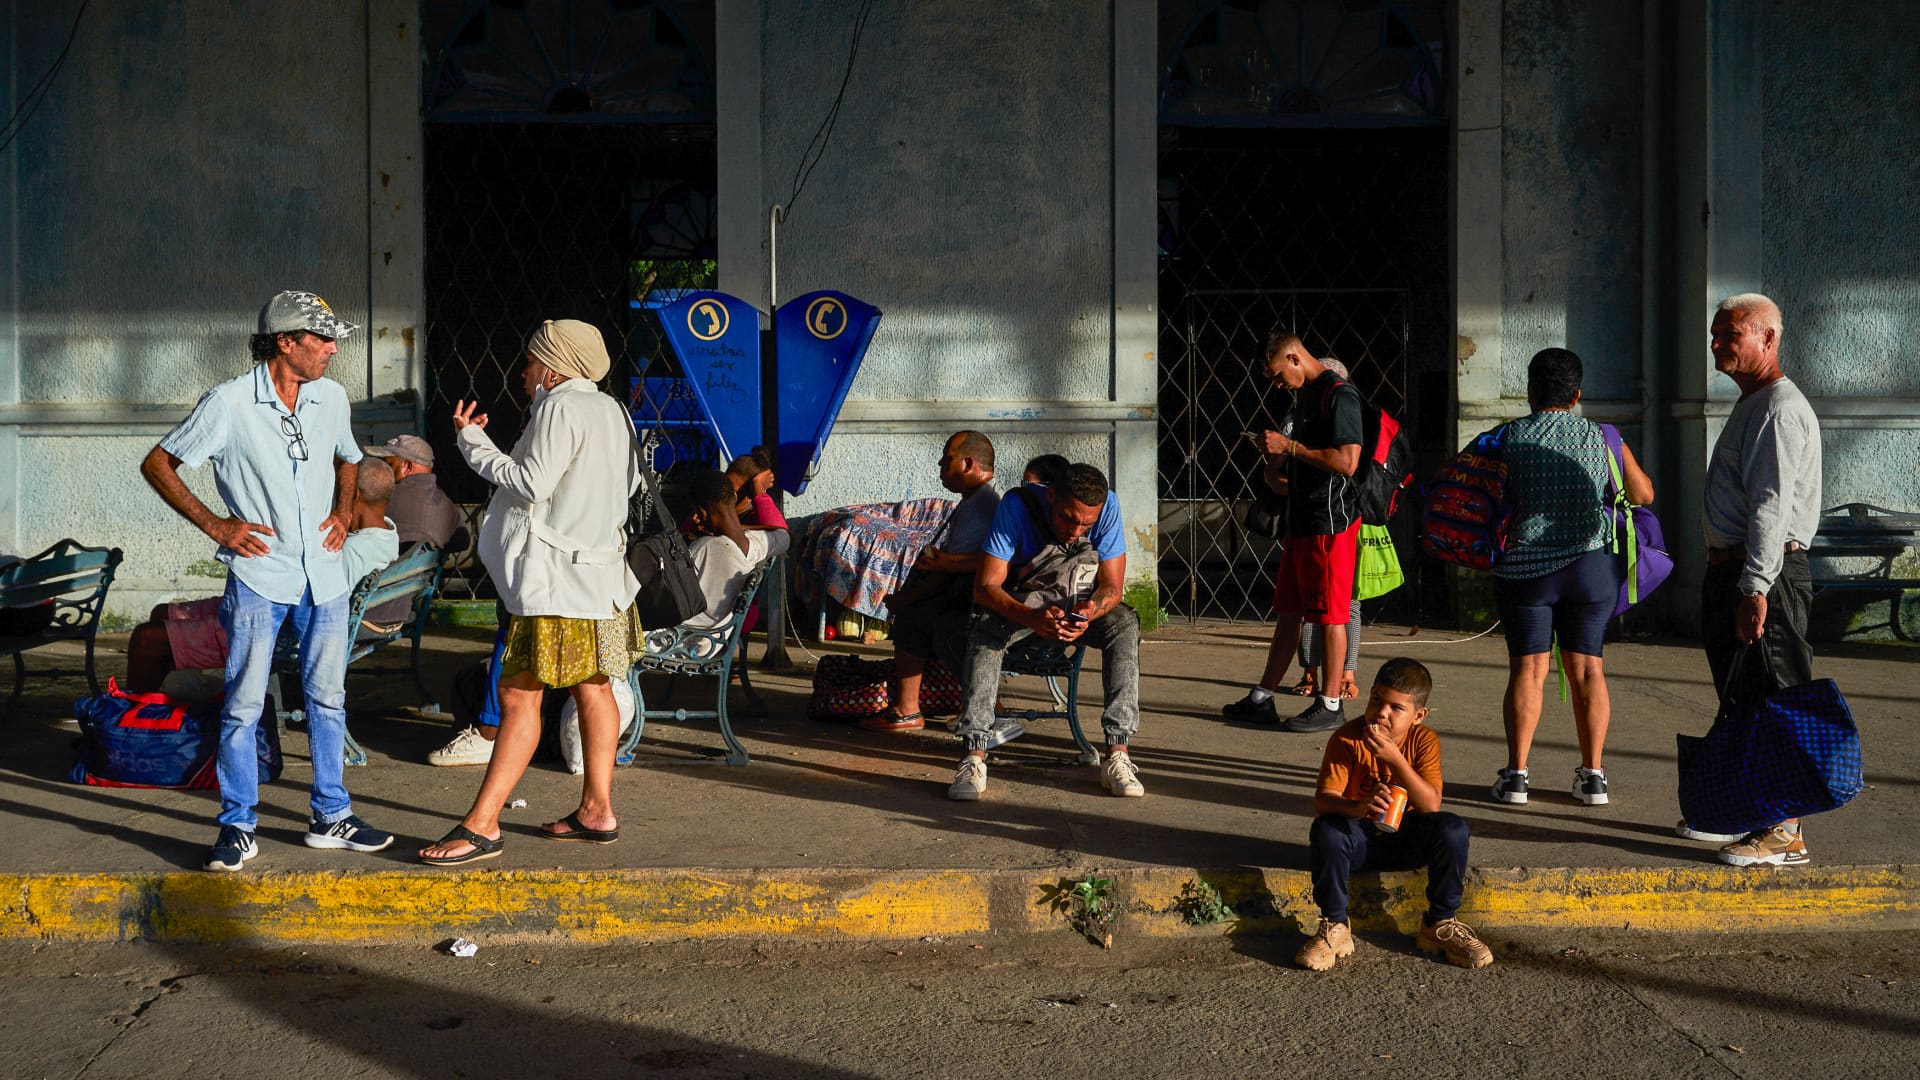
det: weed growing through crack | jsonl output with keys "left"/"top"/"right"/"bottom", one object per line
{"left": 1174, "top": 880, "right": 1233, "bottom": 925}
{"left": 1040, "top": 875, "right": 1117, "bottom": 948}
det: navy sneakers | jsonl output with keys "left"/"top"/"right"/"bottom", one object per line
{"left": 204, "top": 826, "right": 258, "bottom": 872}
{"left": 305, "top": 814, "right": 395, "bottom": 852}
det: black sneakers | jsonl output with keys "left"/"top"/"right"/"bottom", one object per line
{"left": 304, "top": 814, "right": 395, "bottom": 852}
{"left": 1221, "top": 694, "right": 1281, "bottom": 725}
{"left": 205, "top": 826, "right": 258, "bottom": 872}
{"left": 1281, "top": 700, "right": 1344, "bottom": 733}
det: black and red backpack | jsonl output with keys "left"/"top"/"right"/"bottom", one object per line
{"left": 1327, "top": 377, "right": 1413, "bottom": 526}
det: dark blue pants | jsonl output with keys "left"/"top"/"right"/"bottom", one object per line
{"left": 1309, "top": 811, "right": 1470, "bottom": 924}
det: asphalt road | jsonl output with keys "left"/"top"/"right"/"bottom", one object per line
{"left": 4, "top": 928, "right": 1915, "bottom": 1079}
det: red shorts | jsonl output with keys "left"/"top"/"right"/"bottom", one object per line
{"left": 1271, "top": 522, "right": 1360, "bottom": 623}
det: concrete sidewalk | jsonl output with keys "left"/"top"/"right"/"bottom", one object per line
{"left": 2, "top": 622, "right": 1915, "bottom": 944}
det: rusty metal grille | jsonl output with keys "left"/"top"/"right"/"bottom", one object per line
{"left": 419, "top": 1, "right": 717, "bottom": 601}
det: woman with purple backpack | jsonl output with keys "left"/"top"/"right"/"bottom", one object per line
{"left": 1490, "top": 348, "right": 1655, "bottom": 809}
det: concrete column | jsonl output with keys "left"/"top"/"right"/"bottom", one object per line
{"left": 1451, "top": 0, "right": 1503, "bottom": 448}
{"left": 1659, "top": 0, "right": 1762, "bottom": 632}
{"left": 716, "top": 0, "right": 767, "bottom": 317}
{"left": 365, "top": 0, "right": 426, "bottom": 414}
{"left": 1112, "top": 0, "right": 1158, "bottom": 598}
{"left": 0, "top": 1, "right": 22, "bottom": 549}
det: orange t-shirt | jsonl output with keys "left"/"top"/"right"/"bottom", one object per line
{"left": 1316, "top": 719, "right": 1443, "bottom": 803}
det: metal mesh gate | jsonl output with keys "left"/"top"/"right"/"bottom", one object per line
{"left": 1156, "top": 132, "right": 1447, "bottom": 622}
{"left": 1159, "top": 287, "right": 1409, "bottom": 621}
{"left": 420, "top": 1, "right": 717, "bottom": 601}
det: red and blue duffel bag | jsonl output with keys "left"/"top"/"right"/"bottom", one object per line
{"left": 69, "top": 678, "right": 282, "bottom": 789}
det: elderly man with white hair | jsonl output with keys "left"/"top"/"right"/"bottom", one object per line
{"left": 1678, "top": 293, "right": 1825, "bottom": 867}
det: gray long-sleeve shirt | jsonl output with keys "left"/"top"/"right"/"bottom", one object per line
{"left": 1703, "top": 376, "right": 1822, "bottom": 595}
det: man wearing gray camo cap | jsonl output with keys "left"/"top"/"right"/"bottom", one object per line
{"left": 141, "top": 290, "right": 395, "bottom": 872}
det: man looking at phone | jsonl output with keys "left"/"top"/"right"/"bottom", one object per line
{"left": 946, "top": 463, "right": 1144, "bottom": 801}
{"left": 1222, "top": 332, "right": 1363, "bottom": 733}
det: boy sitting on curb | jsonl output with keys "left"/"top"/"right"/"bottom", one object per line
{"left": 1297, "top": 657, "right": 1493, "bottom": 971}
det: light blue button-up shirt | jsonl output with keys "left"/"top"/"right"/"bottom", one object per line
{"left": 160, "top": 363, "right": 363, "bottom": 605}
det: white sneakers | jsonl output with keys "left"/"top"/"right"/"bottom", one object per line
{"left": 1102, "top": 752, "right": 1145, "bottom": 797}
{"left": 945, "top": 751, "right": 1147, "bottom": 800}
{"left": 428, "top": 725, "right": 495, "bottom": 767}
{"left": 948, "top": 757, "right": 988, "bottom": 801}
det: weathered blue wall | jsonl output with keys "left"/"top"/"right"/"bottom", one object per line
{"left": 0, "top": 2, "right": 418, "bottom": 619}
{"left": 1499, "top": 0, "right": 1644, "bottom": 406}
{"left": 743, "top": 0, "right": 1160, "bottom": 580}
{"left": 1758, "top": 1, "right": 1920, "bottom": 503}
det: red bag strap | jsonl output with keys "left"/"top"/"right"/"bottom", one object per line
{"left": 108, "top": 675, "right": 180, "bottom": 707}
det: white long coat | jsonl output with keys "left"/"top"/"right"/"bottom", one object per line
{"left": 459, "top": 378, "right": 641, "bottom": 619}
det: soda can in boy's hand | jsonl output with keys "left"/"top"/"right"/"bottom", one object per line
{"left": 1373, "top": 784, "right": 1409, "bottom": 833}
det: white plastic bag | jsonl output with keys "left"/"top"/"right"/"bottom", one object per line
{"left": 558, "top": 676, "right": 637, "bottom": 775}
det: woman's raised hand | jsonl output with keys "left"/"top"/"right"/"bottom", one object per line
{"left": 452, "top": 399, "right": 489, "bottom": 432}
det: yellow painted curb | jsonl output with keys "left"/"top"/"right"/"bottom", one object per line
{"left": 3, "top": 864, "right": 1915, "bottom": 944}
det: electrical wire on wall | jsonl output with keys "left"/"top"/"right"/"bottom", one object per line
{"left": 767, "top": 0, "right": 876, "bottom": 306}
{"left": 0, "top": 1, "right": 92, "bottom": 157}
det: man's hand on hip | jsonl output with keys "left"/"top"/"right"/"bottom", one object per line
{"left": 208, "top": 517, "right": 275, "bottom": 558}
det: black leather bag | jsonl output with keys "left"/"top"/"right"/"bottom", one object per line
{"left": 626, "top": 466, "right": 704, "bottom": 630}
{"left": 1244, "top": 458, "right": 1289, "bottom": 541}
{"left": 1244, "top": 488, "right": 1288, "bottom": 541}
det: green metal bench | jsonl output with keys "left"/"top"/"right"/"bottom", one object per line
{"left": 272, "top": 541, "right": 448, "bottom": 764}
{"left": 619, "top": 567, "right": 764, "bottom": 766}
{"left": 0, "top": 539, "right": 124, "bottom": 713}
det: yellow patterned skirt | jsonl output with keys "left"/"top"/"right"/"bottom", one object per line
{"left": 500, "top": 606, "right": 644, "bottom": 688}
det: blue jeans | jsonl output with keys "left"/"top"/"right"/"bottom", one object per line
{"left": 953, "top": 606, "right": 1141, "bottom": 750}
{"left": 217, "top": 576, "right": 352, "bottom": 829}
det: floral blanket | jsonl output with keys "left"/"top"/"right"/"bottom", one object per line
{"left": 794, "top": 497, "right": 954, "bottom": 619}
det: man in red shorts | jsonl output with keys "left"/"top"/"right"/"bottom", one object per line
{"left": 1221, "top": 332, "right": 1362, "bottom": 732}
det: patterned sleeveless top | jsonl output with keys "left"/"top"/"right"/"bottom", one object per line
{"left": 1495, "top": 410, "right": 1612, "bottom": 580}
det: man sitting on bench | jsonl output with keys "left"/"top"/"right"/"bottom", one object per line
{"left": 946, "top": 462, "right": 1144, "bottom": 802}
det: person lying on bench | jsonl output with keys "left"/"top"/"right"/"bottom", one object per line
{"left": 656, "top": 469, "right": 790, "bottom": 657}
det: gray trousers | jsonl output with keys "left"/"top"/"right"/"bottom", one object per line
{"left": 953, "top": 605, "right": 1141, "bottom": 751}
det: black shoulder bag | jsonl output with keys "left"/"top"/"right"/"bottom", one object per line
{"left": 626, "top": 455, "right": 704, "bottom": 630}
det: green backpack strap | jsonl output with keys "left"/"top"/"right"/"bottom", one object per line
{"left": 1605, "top": 441, "right": 1640, "bottom": 606}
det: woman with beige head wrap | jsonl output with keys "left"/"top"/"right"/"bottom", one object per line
{"left": 421, "top": 319, "right": 644, "bottom": 866}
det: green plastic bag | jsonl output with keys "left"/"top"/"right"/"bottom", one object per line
{"left": 1355, "top": 523, "right": 1404, "bottom": 600}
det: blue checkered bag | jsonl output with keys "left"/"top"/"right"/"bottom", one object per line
{"left": 1676, "top": 664, "right": 1863, "bottom": 837}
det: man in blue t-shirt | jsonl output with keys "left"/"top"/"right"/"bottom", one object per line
{"left": 946, "top": 463, "right": 1145, "bottom": 802}
{"left": 869, "top": 430, "right": 1001, "bottom": 732}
